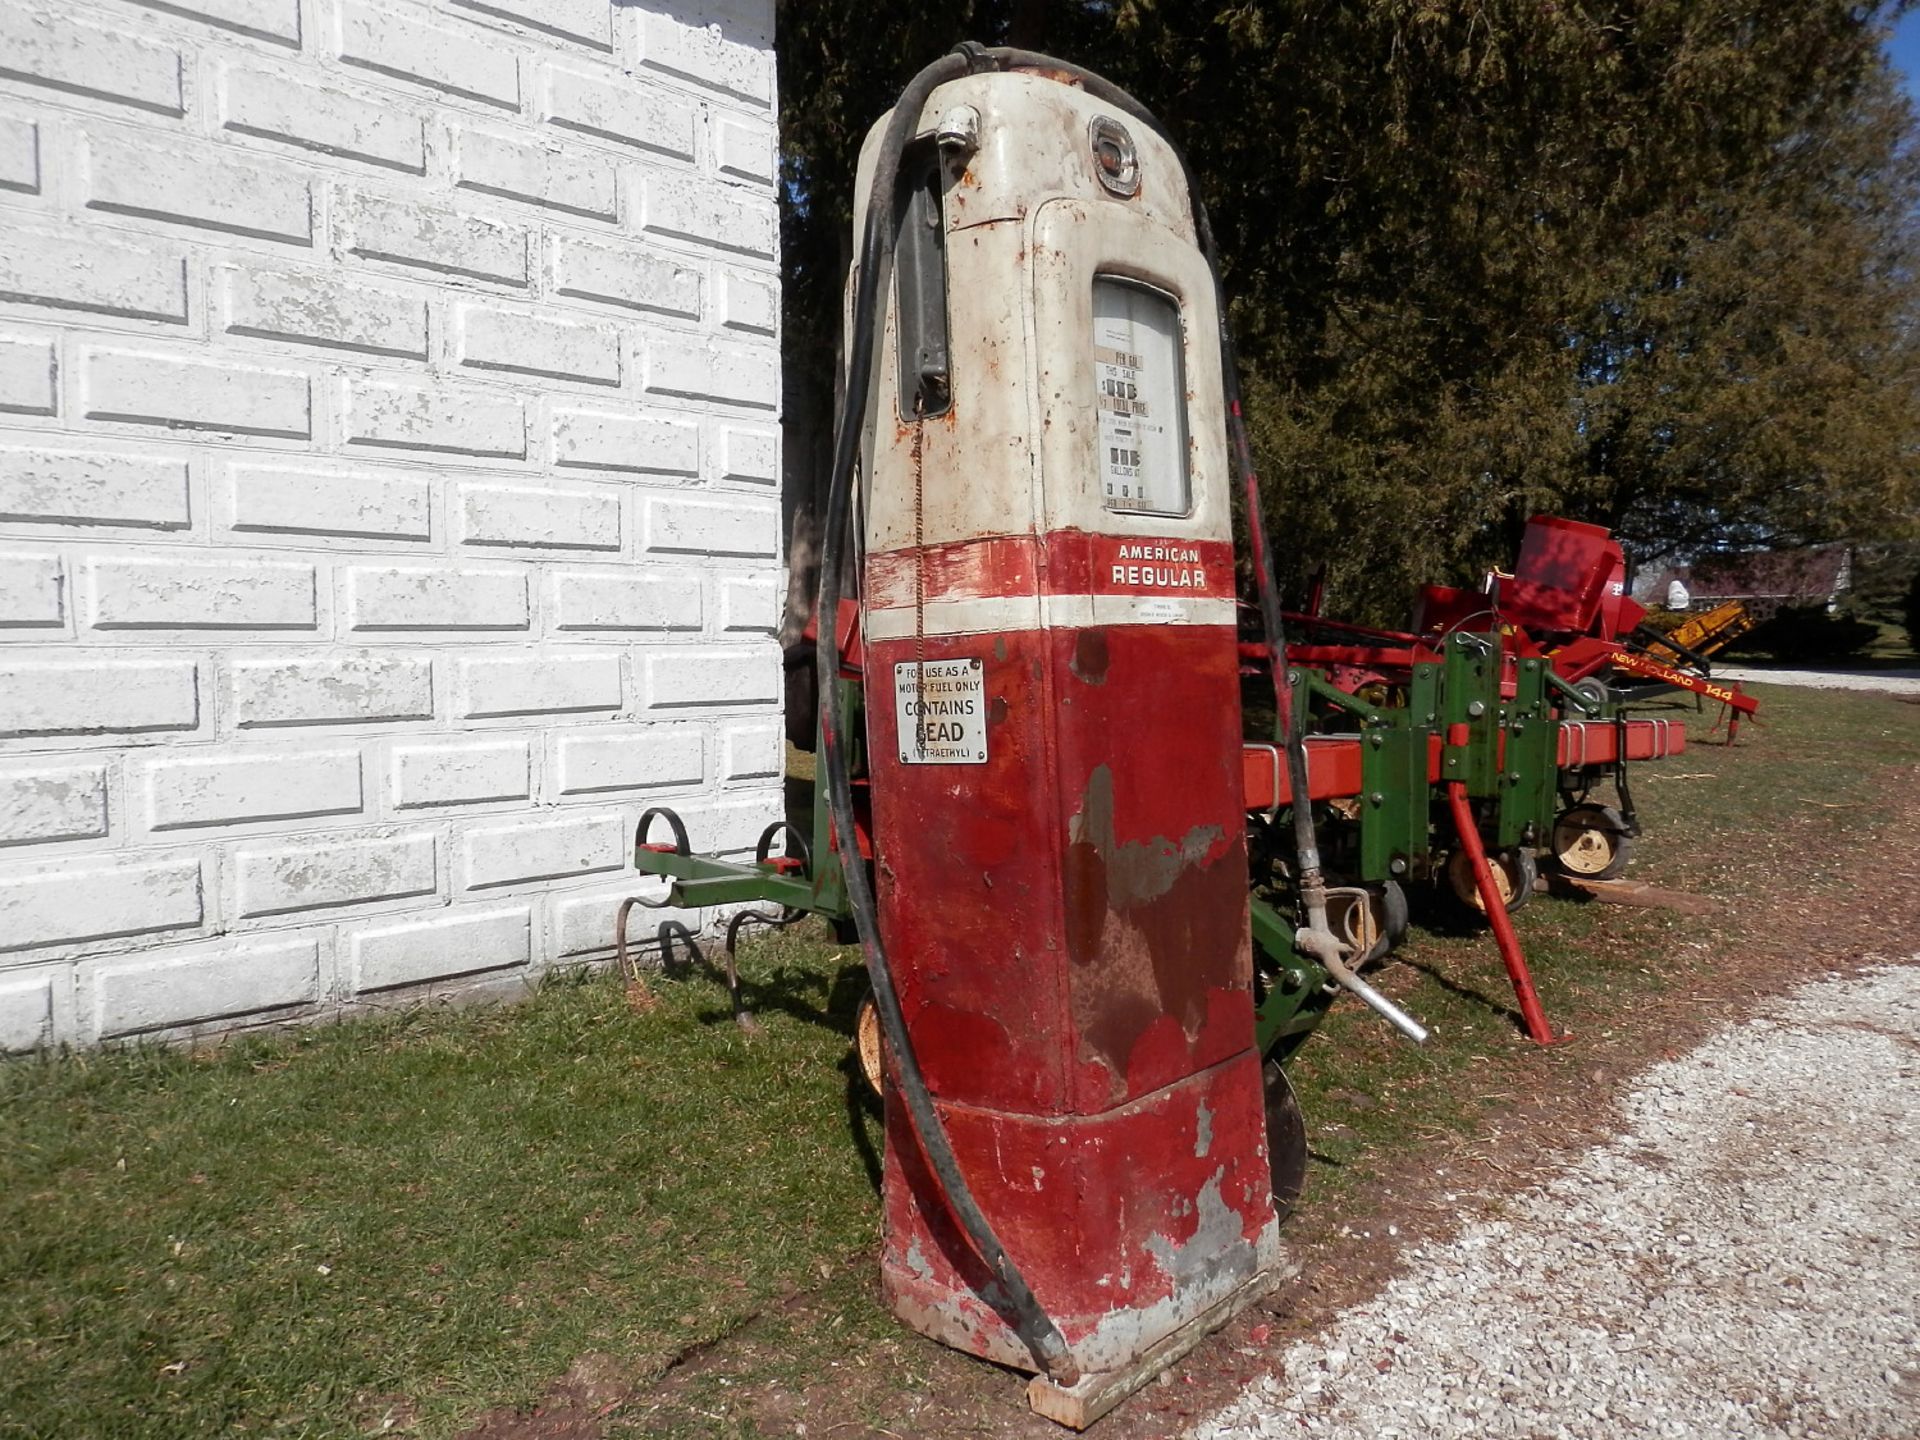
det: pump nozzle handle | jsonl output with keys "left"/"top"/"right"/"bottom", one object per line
{"left": 1323, "top": 952, "right": 1431, "bottom": 1045}
{"left": 1295, "top": 926, "right": 1430, "bottom": 1045}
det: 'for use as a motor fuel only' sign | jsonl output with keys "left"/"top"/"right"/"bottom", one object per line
{"left": 894, "top": 658, "right": 987, "bottom": 764}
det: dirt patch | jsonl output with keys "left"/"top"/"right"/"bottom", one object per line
{"left": 458, "top": 1355, "right": 651, "bottom": 1440}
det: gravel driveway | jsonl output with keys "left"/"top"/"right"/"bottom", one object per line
{"left": 1715, "top": 667, "right": 1920, "bottom": 696}
{"left": 1193, "top": 961, "right": 1920, "bottom": 1440}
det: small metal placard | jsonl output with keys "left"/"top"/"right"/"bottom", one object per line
{"left": 893, "top": 658, "right": 987, "bottom": 765}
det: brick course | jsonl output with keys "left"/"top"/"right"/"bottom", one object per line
{"left": 0, "top": 0, "right": 781, "bottom": 1047}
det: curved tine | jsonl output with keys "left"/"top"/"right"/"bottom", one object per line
{"left": 721, "top": 907, "right": 812, "bottom": 1030}
{"left": 615, "top": 895, "right": 642, "bottom": 982}
{"left": 720, "top": 909, "right": 760, "bottom": 1031}
{"left": 627, "top": 883, "right": 679, "bottom": 912}
{"left": 655, "top": 917, "right": 703, "bottom": 979}
{"left": 613, "top": 895, "right": 663, "bottom": 1009}
{"left": 724, "top": 907, "right": 757, "bottom": 956}
{"left": 728, "top": 907, "right": 810, "bottom": 941}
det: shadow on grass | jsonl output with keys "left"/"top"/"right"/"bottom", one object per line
{"left": 1395, "top": 953, "right": 1528, "bottom": 1035}
{"left": 646, "top": 919, "right": 868, "bottom": 1045}
{"left": 1402, "top": 890, "right": 1505, "bottom": 940}
{"left": 646, "top": 918, "right": 887, "bottom": 1195}
{"left": 842, "top": 1058, "right": 885, "bottom": 1195}
{"left": 1688, "top": 731, "right": 1745, "bottom": 748}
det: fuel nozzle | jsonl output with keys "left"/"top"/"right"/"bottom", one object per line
{"left": 1294, "top": 891, "right": 1430, "bottom": 1045}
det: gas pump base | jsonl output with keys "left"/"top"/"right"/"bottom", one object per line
{"left": 1024, "top": 1260, "right": 1292, "bottom": 1429}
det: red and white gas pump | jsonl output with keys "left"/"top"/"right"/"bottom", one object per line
{"left": 814, "top": 48, "right": 1284, "bottom": 1425}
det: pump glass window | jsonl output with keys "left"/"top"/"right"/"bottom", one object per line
{"left": 1092, "top": 278, "right": 1189, "bottom": 515}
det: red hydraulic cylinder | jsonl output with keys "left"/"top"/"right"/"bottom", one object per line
{"left": 1444, "top": 723, "right": 1558, "bottom": 1045}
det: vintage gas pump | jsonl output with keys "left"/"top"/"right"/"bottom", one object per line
{"left": 814, "top": 48, "right": 1284, "bottom": 1425}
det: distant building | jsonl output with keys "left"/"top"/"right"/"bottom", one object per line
{"left": 1645, "top": 544, "right": 1853, "bottom": 616}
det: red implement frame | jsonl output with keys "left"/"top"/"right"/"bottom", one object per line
{"left": 1238, "top": 719, "right": 1685, "bottom": 812}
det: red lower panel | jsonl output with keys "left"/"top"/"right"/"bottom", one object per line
{"left": 865, "top": 624, "right": 1256, "bottom": 1116}
{"left": 880, "top": 1048, "right": 1279, "bottom": 1374}
{"left": 862, "top": 619, "right": 1274, "bottom": 1375}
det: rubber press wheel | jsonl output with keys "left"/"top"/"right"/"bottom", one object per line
{"left": 1550, "top": 803, "right": 1634, "bottom": 880}
{"left": 1263, "top": 1057, "right": 1309, "bottom": 1224}
{"left": 1446, "top": 845, "right": 1538, "bottom": 915}
{"left": 854, "top": 990, "right": 885, "bottom": 1098}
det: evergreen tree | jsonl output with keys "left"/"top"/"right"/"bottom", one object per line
{"left": 776, "top": 2, "right": 1920, "bottom": 629}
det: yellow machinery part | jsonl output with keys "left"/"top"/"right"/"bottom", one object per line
{"left": 1647, "top": 599, "right": 1754, "bottom": 661}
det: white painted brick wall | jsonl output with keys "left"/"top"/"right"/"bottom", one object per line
{"left": 349, "top": 903, "right": 530, "bottom": 991}
{"left": 0, "top": 445, "right": 194, "bottom": 529}
{"left": 0, "top": 8, "right": 187, "bottom": 117}
{"left": 336, "top": 188, "right": 530, "bottom": 286}
{"left": 228, "top": 651, "right": 434, "bottom": 727}
{"left": 82, "top": 346, "right": 313, "bottom": 437}
{"left": 389, "top": 736, "right": 531, "bottom": 809}
{"left": 1, "top": 227, "right": 191, "bottom": 324}
{"left": 0, "top": 550, "right": 65, "bottom": 628}
{"left": 0, "top": 0, "right": 782, "bottom": 1047}
{"left": 0, "top": 332, "right": 58, "bottom": 415}
{"left": 217, "top": 63, "right": 429, "bottom": 175}
{"left": 90, "top": 935, "right": 322, "bottom": 1038}
{"left": 0, "top": 762, "right": 111, "bottom": 844}
{"left": 458, "top": 481, "right": 622, "bottom": 552}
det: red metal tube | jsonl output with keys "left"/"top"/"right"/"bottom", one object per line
{"left": 1444, "top": 724, "right": 1558, "bottom": 1045}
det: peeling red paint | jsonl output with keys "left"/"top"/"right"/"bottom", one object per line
{"left": 1069, "top": 629, "right": 1109, "bottom": 685}
{"left": 864, "top": 531, "right": 1235, "bottom": 611}
{"left": 867, "top": 613, "right": 1273, "bottom": 1374}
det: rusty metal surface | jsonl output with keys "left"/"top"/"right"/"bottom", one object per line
{"left": 1025, "top": 1258, "right": 1288, "bottom": 1429}
{"left": 852, "top": 70, "right": 1198, "bottom": 242}
{"left": 877, "top": 1051, "right": 1281, "bottom": 1375}
{"left": 852, "top": 65, "right": 1278, "bottom": 1381}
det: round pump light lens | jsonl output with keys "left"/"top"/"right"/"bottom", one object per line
{"left": 1088, "top": 116, "right": 1140, "bottom": 197}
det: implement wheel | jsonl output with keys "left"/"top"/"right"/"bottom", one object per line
{"left": 1551, "top": 803, "right": 1634, "bottom": 880}
{"left": 854, "top": 990, "right": 885, "bottom": 1097}
{"left": 1263, "top": 1058, "right": 1309, "bottom": 1223}
{"left": 1447, "top": 845, "right": 1537, "bottom": 915}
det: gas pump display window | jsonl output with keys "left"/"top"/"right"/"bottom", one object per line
{"left": 1092, "top": 277, "right": 1189, "bottom": 515}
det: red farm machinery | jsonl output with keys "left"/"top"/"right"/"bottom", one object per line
{"left": 623, "top": 47, "right": 1750, "bottom": 1428}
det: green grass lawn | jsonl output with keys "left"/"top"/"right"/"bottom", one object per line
{"left": 1, "top": 946, "right": 882, "bottom": 1439}
{"left": 5, "top": 682, "right": 1918, "bottom": 1439}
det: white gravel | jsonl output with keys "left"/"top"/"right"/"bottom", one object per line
{"left": 1714, "top": 667, "right": 1920, "bottom": 696}
{"left": 1193, "top": 961, "right": 1920, "bottom": 1440}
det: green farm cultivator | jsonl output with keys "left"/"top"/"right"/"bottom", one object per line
{"left": 631, "top": 512, "right": 1724, "bottom": 1213}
